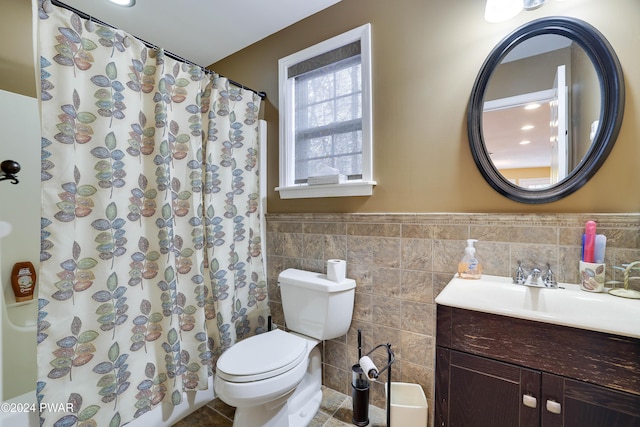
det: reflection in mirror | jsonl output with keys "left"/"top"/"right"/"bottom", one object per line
{"left": 482, "top": 34, "right": 600, "bottom": 189}
{"left": 468, "top": 17, "right": 625, "bottom": 203}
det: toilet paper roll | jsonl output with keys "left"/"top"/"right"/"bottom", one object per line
{"left": 326, "top": 259, "right": 346, "bottom": 282}
{"left": 359, "top": 356, "right": 378, "bottom": 379}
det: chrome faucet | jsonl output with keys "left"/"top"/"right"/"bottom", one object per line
{"left": 525, "top": 267, "right": 544, "bottom": 287}
{"left": 514, "top": 262, "right": 558, "bottom": 288}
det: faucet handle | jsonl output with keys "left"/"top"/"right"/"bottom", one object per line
{"left": 514, "top": 261, "right": 526, "bottom": 285}
{"left": 543, "top": 263, "right": 558, "bottom": 288}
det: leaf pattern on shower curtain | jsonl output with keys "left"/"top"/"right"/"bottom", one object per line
{"left": 37, "top": 1, "right": 269, "bottom": 426}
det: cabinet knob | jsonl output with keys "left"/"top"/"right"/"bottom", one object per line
{"left": 522, "top": 394, "right": 537, "bottom": 408}
{"left": 546, "top": 399, "right": 562, "bottom": 414}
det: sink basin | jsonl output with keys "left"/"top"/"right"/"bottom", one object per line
{"left": 435, "top": 274, "right": 640, "bottom": 339}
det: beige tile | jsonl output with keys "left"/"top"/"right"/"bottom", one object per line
{"left": 433, "top": 224, "right": 468, "bottom": 240}
{"left": 266, "top": 231, "right": 283, "bottom": 256}
{"left": 607, "top": 228, "right": 640, "bottom": 249}
{"left": 401, "top": 331, "right": 433, "bottom": 368}
{"left": 433, "top": 272, "right": 455, "bottom": 301}
{"left": 511, "top": 243, "right": 558, "bottom": 272}
{"left": 324, "top": 364, "right": 350, "bottom": 395}
{"left": 206, "top": 398, "right": 235, "bottom": 421}
{"left": 372, "top": 266, "right": 401, "bottom": 298}
{"left": 267, "top": 221, "right": 302, "bottom": 233}
{"left": 400, "top": 362, "right": 433, "bottom": 399}
{"left": 347, "top": 222, "right": 401, "bottom": 237}
{"left": 372, "top": 294, "right": 401, "bottom": 328}
{"left": 282, "top": 232, "right": 303, "bottom": 257}
{"left": 323, "top": 417, "right": 353, "bottom": 427}
{"left": 308, "top": 411, "right": 331, "bottom": 427}
{"left": 347, "top": 235, "right": 373, "bottom": 264}
{"left": 324, "top": 339, "right": 348, "bottom": 371}
{"left": 401, "top": 223, "right": 434, "bottom": 239}
{"left": 319, "top": 385, "right": 349, "bottom": 417}
{"left": 401, "top": 300, "right": 434, "bottom": 336}
{"left": 303, "top": 222, "right": 347, "bottom": 235}
{"left": 372, "top": 237, "right": 401, "bottom": 268}
{"left": 432, "top": 239, "right": 463, "bottom": 274}
{"left": 353, "top": 292, "right": 373, "bottom": 322}
{"left": 476, "top": 241, "right": 510, "bottom": 277}
{"left": 324, "top": 234, "right": 347, "bottom": 261}
{"left": 349, "top": 263, "right": 373, "bottom": 294}
{"left": 171, "top": 405, "right": 232, "bottom": 427}
{"left": 304, "top": 233, "right": 325, "bottom": 260}
{"left": 401, "top": 269, "right": 432, "bottom": 303}
{"left": 402, "top": 237, "right": 433, "bottom": 271}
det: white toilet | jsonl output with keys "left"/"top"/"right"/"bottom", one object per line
{"left": 214, "top": 268, "right": 356, "bottom": 427}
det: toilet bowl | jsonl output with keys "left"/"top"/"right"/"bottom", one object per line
{"left": 214, "top": 329, "right": 322, "bottom": 426}
{"left": 214, "top": 268, "right": 356, "bottom": 427}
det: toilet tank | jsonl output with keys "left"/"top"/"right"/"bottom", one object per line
{"left": 278, "top": 268, "right": 356, "bottom": 340}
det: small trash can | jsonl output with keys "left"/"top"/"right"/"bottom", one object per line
{"left": 385, "top": 382, "right": 428, "bottom": 427}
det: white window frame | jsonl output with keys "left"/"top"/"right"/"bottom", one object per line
{"left": 276, "top": 23, "right": 375, "bottom": 199}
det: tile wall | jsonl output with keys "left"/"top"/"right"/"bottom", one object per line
{"left": 265, "top": 212, "right": 640, "bottom": 421}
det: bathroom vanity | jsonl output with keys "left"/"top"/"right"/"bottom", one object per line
{"left": 434, "top": 276, "right": 640, "bottom": 427}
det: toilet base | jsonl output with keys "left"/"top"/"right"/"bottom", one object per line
{"left": 287, "top": 388, "right": 322, "bottom": 427}
{"left": 231, "top": 346, "right": 322, "bottom": 427}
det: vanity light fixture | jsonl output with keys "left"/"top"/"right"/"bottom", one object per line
{"left": 484, "top": 0, "right": 523, "bottom": 23}
{"left": 521, "top": 124, "right": 535, "bottom": 130}
{"left": 485, "top": 0, "right": 560, "bottom": 22}
{"left": 523, "top": 0, "right": 546, "bottom": 10}
{"left": 108, "top": 0, "right": 136, "bottom": 7}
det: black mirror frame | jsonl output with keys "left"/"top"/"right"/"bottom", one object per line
{"left": 468, "top": 16, "right": 625, "bottom": 204}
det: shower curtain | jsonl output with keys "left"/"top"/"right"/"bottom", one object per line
{"left": 37, "top": 2, "right": 269, "bottom": 426}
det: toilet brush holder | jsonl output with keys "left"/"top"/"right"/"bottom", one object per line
{"left": 351, "top": 364, "right": 370, "bottom": 426}
{"left": 352, "top": 329, "right": 370, "bottom": 426}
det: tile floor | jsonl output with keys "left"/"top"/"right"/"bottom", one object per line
{"left": 171, "top": 386, "right": 387, "bottom": 427}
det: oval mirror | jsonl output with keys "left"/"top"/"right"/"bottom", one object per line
{"left": 468, "top": 16, "right": 624, "bottom": 203}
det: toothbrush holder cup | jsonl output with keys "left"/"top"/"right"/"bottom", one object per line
{"left": 579, "top": 261, "right": 605, "bottom": 293}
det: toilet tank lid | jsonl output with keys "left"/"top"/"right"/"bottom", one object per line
{"left": 278, "top": 268, "right": 356, "bottom": 292}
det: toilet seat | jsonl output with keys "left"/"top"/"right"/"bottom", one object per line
{"left": 216, "top": 329, "right": 308, "bottom": 383}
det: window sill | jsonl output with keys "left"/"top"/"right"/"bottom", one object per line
{"left": 276, "top": 180, "right": 376, "bottom": 199}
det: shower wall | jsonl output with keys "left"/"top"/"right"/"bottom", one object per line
{"left": 265, "top": 212, "right": 640, "bottom": 420}
{"left": 0, "top": 90, "right": 40, "bottom": 292}
{"left": 0, "top": 89, "right": 41, "bottom": 399}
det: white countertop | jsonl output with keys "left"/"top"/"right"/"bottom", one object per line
{"left": 435, "top": 274, "right": 640, "bottom": 339}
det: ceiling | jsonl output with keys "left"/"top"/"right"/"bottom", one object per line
{"left": 59, "top": 0, "right": 342, "bottom": 66}
{"left": 483, "top": 101, "right": 553, "bottom": 170}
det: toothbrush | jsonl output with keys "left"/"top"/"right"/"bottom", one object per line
{"left": 583, "top": 221, "right": 596, "bottom": 263}
{"left": 594, "top": 234, "right": 606, "bottom": 263}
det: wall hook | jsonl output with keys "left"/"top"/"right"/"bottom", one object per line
{"left": 0, "top": 160, "right": 21, "bottom": 184}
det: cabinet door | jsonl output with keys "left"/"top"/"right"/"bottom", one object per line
{"left": 436, "top": 348, "right": 540, "bottom": 427}
{"left": 542, "top": 373, "right": 640, "bottom": 427}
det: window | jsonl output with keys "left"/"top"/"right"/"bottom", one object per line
{"left": 277, "top": 24, "right": 375, "bottom": 199}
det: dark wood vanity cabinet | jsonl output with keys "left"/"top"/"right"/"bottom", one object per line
{"left": 435, "top": 306, "right": 640, "bottom": 427}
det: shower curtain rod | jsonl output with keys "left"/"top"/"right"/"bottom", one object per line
{"left": 49, "top": 0, "right": 267, "bottom": 100}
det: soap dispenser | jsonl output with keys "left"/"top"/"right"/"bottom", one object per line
{"left": 458, "top": 239, "right": 482, "bottom": 280}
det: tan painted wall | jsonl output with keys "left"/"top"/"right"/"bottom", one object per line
{"left": 0, "top": 0, "right": 36, "bottom": 98}
{"left": 3, "top": 0, "right": 639, "bottom": 213}
{"left": 212, "top": 0, "right": 640, "bottom": 214}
